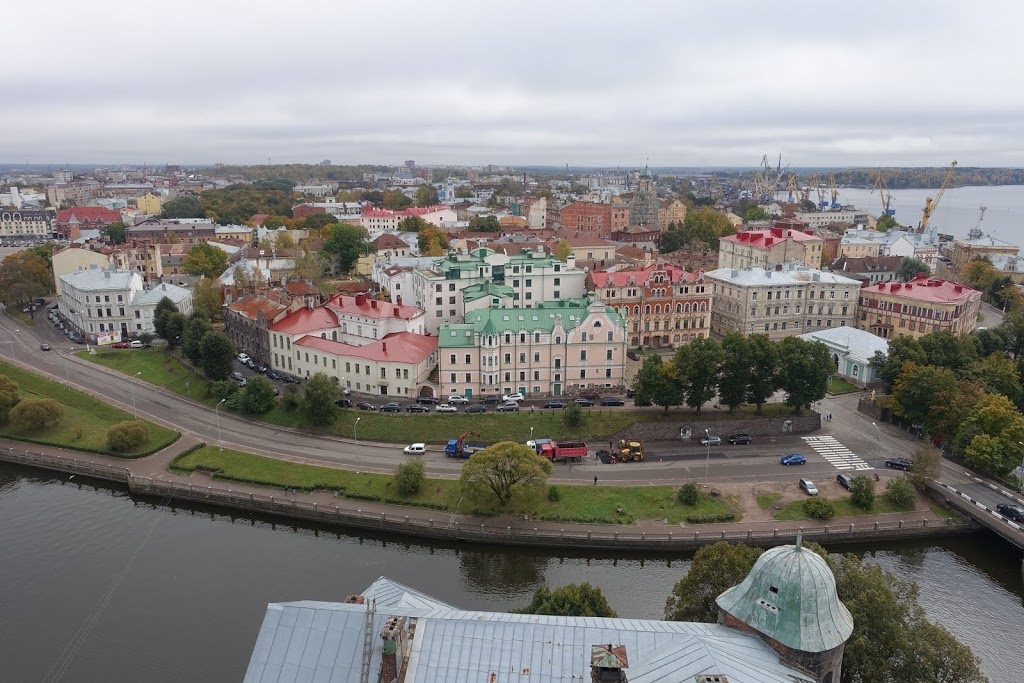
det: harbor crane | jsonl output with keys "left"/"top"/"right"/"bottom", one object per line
{"left": 919, "top": 161, "right": 957, "bottom": 234}
{"left": 785, "top": 175, "right": 798, "bottom": 203}
{"left": 828, "top": 173, "right": 839, "bottom": 208}
{"left": 871, "top": 175, "right": 895, "bottom": 216}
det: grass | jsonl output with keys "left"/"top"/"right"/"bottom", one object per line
{"left": 170, "top": 446, "right": 739, "bottom": 524}
{"left": 0, "top": 360, "right": 179, "bottom": 456}
{"left": 773, "top": 494, "right": 910, "bottom": 521}
{"left": 827, "top": 375, "right": 860, "bottom": 395}
{"left": 757, "top": 492, "right": 782, "bottom": 510}
{"left": 80, "top": 348, "right": 214, "bottom": 402}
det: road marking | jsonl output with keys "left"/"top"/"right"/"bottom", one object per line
{"left": 801, "top": 435, "right": 872, "bottom": 471}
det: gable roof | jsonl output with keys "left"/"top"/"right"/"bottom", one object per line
{"left": 57, "top": 207, "right": 121, "bottom": 223}
{"left": 799, "top": 325, "right": 889, "bottom": 365}
{"left": 589, "top": 262, "right": 698, "bottom": 288}
{"left": 270, "top": 305, "right": 339, "bottom": 335}
{"left": 294, "top": 331, "right": 437, "bottom": 364}
{"left": 371, "top": 233, "right": 410, "bottom": 250}
{"left": 721, "top": 228, "right": 823, "bottom": 251}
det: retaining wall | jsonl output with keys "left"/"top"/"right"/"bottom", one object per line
{"left": 616, "top": 413, "right": 821, "bottom": 442}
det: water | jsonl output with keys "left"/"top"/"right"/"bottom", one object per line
{"left": 1, "top": 464, "right": 1022, "bottom": 682}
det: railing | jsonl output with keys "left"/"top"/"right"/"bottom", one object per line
{"left": 0, "top": 446, "right": 130, "bottom": 483}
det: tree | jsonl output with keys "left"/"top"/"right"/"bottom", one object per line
{"left": 162, "top": 312, "right": 187, "bottom": 350}
{"left": 321, "top": 224, "right": 370, "bottom": 273}
{"left": 455, "top": 186, "right": 475, "bottom": 198}
{"left": 891, "top": 363, "right": 958, "bottom": 426}
{"left": 680, "top": 207, "right": 736, "bottom": 250}
{"left": 631, "top": 355, "right": 683, "bottom": 411}
{"left": 302, "top": 372, "right": 338, "bottom": 425}
{"left": 970, "top": 326, "right": 1011, "bottom": 358}
{"left": 181, "top": 314, "right": 212, "bottom": 365}
{"left": 382, "top": 189, "right": 413, "bottom": 210}
{"left": 554, "top": 240, "right": 572, "bottom": 263}
{"left": 261, "top": 215, "right": 289, "bottom": 230}
{"left": 850, "top": 475, "right": 876, "bottom": 510}
{"left": 876, "top": 214, "right": 899, "bottom": 232}
{"left": 291, "top": 247, "right": 328, "bottom": 286}
{"left": 160, "top": 195, "right": 205, "bottom": 219}
{"left": 9, "top": 398, "right": 64, "bottom": 431}
{"left": 919, "top": 331, "right": 976, "bottom": 375}
{"left": 804, "top": 496, "right": 836, "bottom": 519}
{"left": 183, "top": 243, "right": 229, "bottom": 279}
{"left": 562, "top": 401, "right": 585, "bottom": 428}
{"left": 0, "top": 375, "right": 20, "bottom": 424}
{"left": 964, "top": 353, "right": 1021, "bottom": 403}
{"left": 153, "top": 297, "right": 180, "bottom": 340}
{"left": 459, "top": 441, "right": 553, "bottom": 514}
{"left": 468, "top": 215, "right": 501, "bottom": 232}
{"left": 192, "top": 277, "right": 222, "bottom": 321}
{"left": 301, "top": 213, "right": 339, "bottom": 231}
{"left": 103, "top": 221, "right": 128, "bottom": 245}
{"left": 871, "top": 335, "right": 926, "bottom": 386}
{"left": 678, "top": 482, "right": 700, "bottom": 505}
{"left": 281, "top": 384, "right": 301, "bottom": 410}
{"left": 664, "top": 541, "right": 763, "bottom": 622}
{"left": 238, "top": 376, "right": 276, "bottom": 414}
{"left": 106, "top": 420, "right": 150, "bottom": 451}
{"left": 515, "top": 583, "right": 617, "bottom": 618}
{"left": 0, "top": 251, "right": 53, "bottom": 307}
{"left": 415, "top": 185, "right": 439, "bottom": 207}
{"left": 746, "top": 334, "right": 780, "bottom": 414}
{"left": 744, "top": 205, "right": 770, "bottom": 222}
{"left": 776, "top": 337, "right": 832, "bottom": 414}
{"left": 896, "top": 256, "right": 931, "bottom": 282}
{"left": 394, "top": 458, "right": 426, "bottom": 496}
{"left": 717, "top": 333, "right": 750, "bottom": 412}
{"left": 964, "top": 257, "right": 999, "bottom": 295}
{"left": 398, "top": 216, "right": 429, "bottom": 233}
{"left": 885, "top": 476, "right": 917, "bottom": 510}
{"left": 417, "top": 226, "right": 449, "bottom": 256}
{"left": 674, "top": 337, "right": 723, "bottom": 414}
{"left": 198, "top": 331, "right": 235, "bottom": 381}
{"left": 957, "top": 393, "right": 1024, "bottom": 477}
{"left": 909, "top": 445, "right": 943, "bottom": 489}
{"left": 232, "top": 265, "right": 252, "bottom": 291}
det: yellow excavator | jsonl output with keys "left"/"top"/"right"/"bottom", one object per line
{"left": 617, "top": 439, "right": 644, "bottom": 462}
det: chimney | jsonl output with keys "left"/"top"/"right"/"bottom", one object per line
{"left": 355, "top": 293, "right": 367, "bottom": 306}
{"left": 396, "top": 295, "right": 402, "bottom": 306}
{"left": 378, "top": 616, "right": 407, "bottom": 683}
{"left": 591, "top": 644, "right": 628, "bottom": 683}
{"left": 371, "top": 299, "right": 378, "bottom": 310}
{"left": 382, "top": 342, "right": 387, "bottom": 354}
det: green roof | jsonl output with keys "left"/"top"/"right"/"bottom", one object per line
{"left": 438, "top": 298, "right": 624, "bottom": 348}
{"left": 462, "top": 282, "right": 514, "bottom": 303}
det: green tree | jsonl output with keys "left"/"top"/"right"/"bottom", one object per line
{"left": 631, "top": 355, "right": 683, "bottom": 411}
{"left": 322, "top": 224, "right": 370, "bottom": 273}
{"left": 468, "top": 215, "right": 501, "bottom": 232}
{"left": 0, "top": 375, "right": 20, "bottom": 424}
{"left": 909, "top": 445, "right": 943, "bottom": 490}
{"left": 746, "top": 334, "right": 780, "bottom": 414}
{"left": 301, "top": 213, "right": 339, "bottom": 231}
{"left": 562, "top": 402, "right": 584, "bottom": 428}
{"left": 459, "top": 441, "right": 553, "bottom": 514}
{"left": 281, "top": 384, "right": 301, "bottom": 410}
{"left": 680, "top": 207, "right": 736, "bottom": 250}
{"left": 181, "top": 314, "right": 212, "bottom": 365}
{"left": 415, "top": 185, "right": 439, "bottom": 206}
{"left": 717, "top": 333, "right": 750, "bottom": 412}
{"left": 777, "top": 337, "right": 832, "bottom": 414}
{"left": 870, "top": 335, "right": 926, "bottom": 386}
{"left": 291, "top": 247, "right": 328, "bottom": 286}
{"left": 192, "top": 277, "right": 222, "bottom": 321}
{"left": 261, "top": 215, "right": 289, "bottom": 230}
{"left": 965, "top": 353, "right": 1021, "bottom": 403}
{"left": 554, "top": 239, "right": 572, "bottom": 263}
{"left": 198, "top": 330, "right": 236, "bottom": 381}
{"left": 515, "top": 583, "right": 617, "bottom": 618}
{"left": 919, "top": 330, "right": 977, "bottom": 374}
{"left": 103, "top": 221, "right": 128, "bottom": 244}
{"left": 302, "top": 372, "right": 338, "bottom": 425}
{"left": 238, "top": 376, "right": 276, "bottom": 414}
{"left": 674, "top": 337, "right": 723, "bottom": 414}
{"left": 160, "top": 195, "right": 205, "bottom": 219}
{"left": 162, "top": 312, "right": 187, "bottom": 350}
{"left": 964, "top": 258, "right": 998, "bottom": 294}
{"left": 896, "top": 256, "right": 931, "bottom": 281}
{"left": 957, "top": 393, "right": 1024, "bottom": 477}
{"left": 106, "top": 420, "right": 150, "bottom": 451}
{"left": 455, "top": 186, "right": 475, "bottom": 198}
{"left": 382, "top": 189, "right": 413, "bottom": 210}
{"left": 849, "top": 475, "right": 876, "bottom": 510}
{"left": 398, "top": 215, "right": 429, "bottom": 233}
{"left": 417, "top": 226, "right": 449, "bottom": 255}
{"left": 9, "top": 398, "right": 63, "bottom": 431}
{"left": 970, "top": 326, "right": 1011, "bottom": 358}
{"left": 232, "top": 264, "right": 252, "bottom": 292}
{"left": 664, "top": 541, "right": 763, "bottom": 622}
{"left": 804, "top": 496, "right": 836, "bottom": 519}
{"left": 885, "top": 476, "right": 917, "bottom": 510}
{"left": 183, "top": 243, "right": 229, "bottom": 279}
{"left": 677, "top": 482, "right": 700, "bottom": 505}
{"left": 744, "top": 205, "right": 770, "bottom": 222}
{"left": 152, "top": 297, "right": 180, "bottom": 340}
{"left": 659, "top": 221, "right": 685, "bottom": 253}
{"left": 394, "top": 458, "right": 426, "bottom": 496}
{"left": 891, "top": 363, "right": 958, "bottom": 426}
{"left": 876, "top": 214, "right": 899, "bottom": 231}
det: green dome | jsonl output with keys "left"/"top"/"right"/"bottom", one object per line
{"left": 715, "top": 541, "right": 853, "bottom": 653}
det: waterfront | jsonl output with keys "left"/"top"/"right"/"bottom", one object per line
{"left": 2, "top": 464, "right": 1022, "bottom": 681}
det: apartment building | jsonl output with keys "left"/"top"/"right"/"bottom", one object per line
{"left": 838, "top": 234, "right": 881, "bottom": 259}
{"left": 360, "top": 205, "right": 456, "bottom": 236}
{"left": 126, "top": 218, "right": 218, "bottom": 245}
{"left": 830, "top": 255, "right": 903, "bottom": 285}
{"left": 705, "top": 262, "right": 861, "bottom": 340}
{"left": 558, "top": 201, "right": 630, "bottom": 239}
{"left": 858, "top": 276, "right": 982, "bottom": 339}
{"left": 718, "top": 228, "right": 825, "bottom": 270}
{"left": 948, "top": 233, "right": 1020, "bottom": 270}
{"left": 438, "top": 297, "right": 626, "bottom": 399}
{"left": 588, "top": 262, "right": 711, "bottom": 348}
{"left": 0, "top": 209, "right": 51, "bottom": 238}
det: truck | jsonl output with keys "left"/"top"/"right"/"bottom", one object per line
{"left": 533, "top": 439, "right": 587, "bottom": 464}
{"left": 445, "top": 431, "right": 487, "bottom": 459}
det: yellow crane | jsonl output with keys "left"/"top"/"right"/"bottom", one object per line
{"left": 785, "top": 175, "right": 798, "bottom": 203}
{"left": 828, "top": 173, "right": 839, "bottom": 208}
{"left": 871, "top": 175, "right": 894, "bottom": 216}
{"left": 799, "top": 174, "right": 817, "bottom": 205}
{"left": 919, "top": 161, "right": 957, "bottom": 233}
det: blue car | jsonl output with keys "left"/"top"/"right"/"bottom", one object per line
{"left": 781, "top": 454, "right": 807, "bottom": 466}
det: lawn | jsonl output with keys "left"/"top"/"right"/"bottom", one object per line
{"left": 171, "top": 446, "right": 739, "bottom": 525}
{"left": 757, "top": 492, "right": 782, "bottom": 510}
{"left": 773, "top": 494, "right": 910, "bottom": 521}
{"left": 0, "top": 360, "right": 179, "bottom": 456}
{"left": 80, "top": 348, "right": 214, "bottom": 402}
{"left": 827, "top": 375, "right": 860, "bottom": 395}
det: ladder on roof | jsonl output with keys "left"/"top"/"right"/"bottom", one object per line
{"left": 359, "top": 599, "right": 376, "bottom": 683}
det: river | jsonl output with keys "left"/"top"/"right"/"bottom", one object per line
{"left": 2, "top": 463, "right": 1022, "bottom": 682}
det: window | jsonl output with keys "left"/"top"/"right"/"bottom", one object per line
{"left": 448, "top": 283, "right": 455, "bottom": 291}
{"left": 449, "top": 354, "right": 456, "bottom": 364}
{"left": 554, "top": 358, "right": 561, "bottom": 368}
{"left": 606, "top": 349, "right": 613, "bottom": 360}
{"left": 504, "top": 372, "right": 510, "bottom": 381}
{"left": 580, "top": 369, "right": 586, "bottom": 379}
{"left": 533, "top": 352, "right": 540, "bottom": 362}
{"left": 519, "top": 353, "right": 526, "bottom": 363}
{"left": 519, "top": 371, "right": 525, "bottom": 381}
{"left": 504, "top": 353, "right": 511, "bottom": 363}
{"left": 580, "top": 350, "right": 587, "bottom": 361}
{"left": 465, "top": 354, "right": 471, "bottom": 364}
{"left": 554, "top": 278, "right": 560, "bottom": 285}
{"left": 605, "top": 368, "right": 612, "bottom": 378}
{"left": 465, "top": 373, "right": 471, "bottom": 382}
{"left": 435, "top": 297, "right": 442, "bottom": 305}
{"left": 381, "top": 367, "right": 387, "bottom": 378}
{"left": 525, "top": 279, "right": 532, "bottom": 287}
{"left": 534, "top": 332, "right": 540, "bottom": 342}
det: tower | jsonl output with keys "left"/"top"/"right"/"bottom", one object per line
{"left": 715, "top": 536, "right": 853, "bottom": 683}
{"left": 629, "top": 165, "right": 658, "bottom": 228}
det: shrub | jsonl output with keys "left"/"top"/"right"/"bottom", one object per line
{"left": 685, "top": 512, "right": 737, "bottom": 524}
{"left": 803, "top": 496, "right": 836, "bottom": 520}
{"left": 106, "top": 420, "right": 151, "bottom": 451}
{"left": 0, "top": 374, "right": 20, "bottom": 424}
{"left": 677, "top": 482, "right": 700, "bottom": 506}
{"left": 850, "top": 475, "right": 876, "bottom": 510}
{"left": 238, "top": 376, "right": 276, "bottom": 414}
{"left": 562, "top": 402, "right": 584, "bottom": 428}
{"left": 886, "top": 476, "right": 917, "bottom": 510}
{"left": 547, "top": 485, "right": 562, "bottom": 502}
{"left": 281, "top": 385, "right": 301, "bottom": 410}
{"left": 394, "top": 458, "right": 426, "bottom": 497}
{"left": 9, "top": 398, "right": 64, "bottom": 431}
{"left": 208, "top": 380, "right": 239, "bottom": 402}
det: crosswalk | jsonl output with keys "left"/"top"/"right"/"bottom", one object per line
{"left": 801, "top": 436, "right": 873, "bottom": 471}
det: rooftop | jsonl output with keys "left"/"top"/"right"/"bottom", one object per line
{"left": 704, "top": 263, "right": 860, "bottom": 287}
{"left": 295, "top": 331, "right": 437, "bottom": 364}
{"left": 861, "top": 275, "right": 982, "bottom": 303}
{"left": 721, "top": 228, "right": 823, "bottom": 251}
{"left": 133, "top": 282, "right": 191, "bottom": 306}
{"left": 227, "top": 293, "right": 289, "bottom": 321}
{"left": 798, "top": 326, "right": 889, "bottom": 364}
{"left": 324, "top": 293, "right": 421, "bottom": 321}
{"left": 440, "top": 298, "right": 622, "bottom": 347}
{"left": 57, "top": 207, "right": 121, "bottom": 223}
{"left": 589, "top": 262, "right": 698, "bottom": 288}
{"left": 59, "top": 265, "right": 140, "bottom": 291}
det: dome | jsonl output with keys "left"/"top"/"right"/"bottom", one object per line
{"left": 715, "top": 538, "right": 853, "bottom": 653}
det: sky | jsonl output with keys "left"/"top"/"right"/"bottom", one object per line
{"left": 5, "top": 0, "right": 1023, "bottom": 168}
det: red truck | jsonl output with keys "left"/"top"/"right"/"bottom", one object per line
{"left": 533, "top": 438, "right": 588, "bottom": 463}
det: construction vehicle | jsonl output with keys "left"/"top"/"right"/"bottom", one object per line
{"left": 532, "top": 439, "right": 587, "bottom": 464}
{"left": 919, "top": 161, "right": 957, "bottom": 234}
{"left": 445, "top": 431, "right": 486, "bottom": 459}
{"left": 616, "top": 439, "right": 644, "bottom": 462}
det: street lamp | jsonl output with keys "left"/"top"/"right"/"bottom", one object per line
{"left": 64, "top": 348, "right": 74, "bottom": 385}
{"left": 530, "top": 426, "right": 534, "bottom": 443}
{"left": 871, "top": 422, "right": 882, "bottom": 469}
{"left": 215, "top": 398, "right": 227, "bottom": 451}
{"left": 0, "top": 329, "right": 19, "bottom": 363}
{"left": 704, "top": 428, "right": 711, "bottom": 483}
{"left": 354, "top": 416, "right": 361, "bottom": 443}
{"left": 130, "top": 372, "right": 142, "bottom": 417}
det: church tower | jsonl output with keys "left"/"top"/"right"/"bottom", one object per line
{"left": 629, "top": 165, "right": 658, "bottom": 228}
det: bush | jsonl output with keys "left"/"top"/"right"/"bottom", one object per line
{"left": 0, "top": 374, "right": 20, "bottom": 424}
{"left": 547, "top": 485, "right": 562, "bottom": 502}
{"left": 238, "top": 376, "right": 276, "bottom": 414}
{"left": 394, "top": 458, "right": 426, "bottom": 497}
{"left": 9, "top": 398, "right": 64, "bottom": 431}
{"left": 850, "top": 475, "right": 876, "bottom": 510}
{"left": 208, "top": 380, "right": 239, "bottom": 402}
{"left": 562, "top": 402, "right": 584, "bottom": 428}
{"left": 886, "top": 476, "right": 917, "bottom": 510}
{"left": 677, "top": 482, "right": 700, "bottom": 506}
{"left": 803, "top": 496, "right": 836, "bottom": 520}
{"left": 106, "top": 420, "right": 151, "bottom": 452}
{"left": 684, "top": 512, "right": 737, "bottom": 523}
{"left": 281, "top": 385, "right": 301, "bottom": 410}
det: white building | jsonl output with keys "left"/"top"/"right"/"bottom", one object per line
{"left": 798, "top": 326, "right": 888, "bottom": 386}
{"left": 0, "top": 209, "right": 51, "bottom": 238}
{"left": 53, "top": 170, "right": 73, "bottom": 183}
{"left": 132, "top": 283, "right": 194, "bottom": 335}
{"left": 360, "top": 205, "right": 457, "bottom": 237}
{"left": 793, "top": 209, "right": 857, "bottom": 228}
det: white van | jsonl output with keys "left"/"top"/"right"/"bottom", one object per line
{"left": 403, "top": 443, "right": 426, "bottom": 456}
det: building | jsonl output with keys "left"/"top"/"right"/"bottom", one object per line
{"left": 360, "top": 205, "right": 456, "bottom": 236}
{"left": 47, "top": 182, "right": 99, "bottom": 208}
{"left": 798, "top": 326, "right": 888, "bottom": 386}
{"left": 109, "top": 242, "right": 163, "bottom": 283}
{"left": 437, "top": 297, "right": 626, "bottom": 399}
{"left": 0, "top": 208, "right": 51, "bottom": 238}
{"left": 224, "top": 288, "right": 321, "bottom": 367}
{"left": 628, "top": 166, "right": 659, "bottom": 228}
{"left": 126, "top": 218, "right": 218, "bottom": 245}
{"left": 793, "top": 209, "right": 858, "bottom": 229}
{"left": 131, "top": 283, "right": 194, "bottom": 335}
{"left": 136, "top": 193, "right": 163, "bottom": 215}
{"left": 830, "top": 255, "right": 904, "bottom": 286}
{"left": 246, "top": 546, "right": 849, "bottom": 682}
{"left": 53, "top": 169, "right": 73, "bottom": 183}
{"left": 719, "top": 227, "right": 824, "bottom": 270}
{"left": 660, "top": 198, "right": 688, "bottom": 230}
{"left": 837, "top": 233, "right": 881, "bottom": 259}
{"left": 589, "top": 262, "right": 711, "bottom": 348}
{"left": 857, "top": 275, "right": 982, "bottom": 339}
{"left": 558, "top": 200, "right": 630, "bottom": 239}
{"left": 55, "top": 207, "right": 122, "bottom": 240}
{"left": 52, "top": 246, "right": 110, "bottom": 297}
{"left": 948, "top": 233, "right": 1020, "bottom": 270}
{"left": 705, "top": 263, "right": 862, "bottom": 340}
{"left": 561, "top": 236, "right": 618, "bottom": 268}
{"left": 371, "top": 233, "right": 412, "bottom": 259}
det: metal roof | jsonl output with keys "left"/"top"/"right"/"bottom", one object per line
{"left": 705, "top": 263, "right": 861, "bottom": 288}
{"left": 58, "top": 265, "right": 140, "bottom": 291}
{"left": 798, "top": 325, "right": 889, "bottom": 366}
{"left": 133, "top": 282, "right": 192, "bottom": 306}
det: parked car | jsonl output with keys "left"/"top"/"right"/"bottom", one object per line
{"left": 836, "top": 473, "right": 853, "bottom": 491}
{"left": 416, "top": 396, "right": 439, "bottom": 405}
{"left": 502, "top": 392, "right": 524, "bottom": 403}
{"left": 728, "top": 433, "right": 752, "bottom": 445}
{"left": 380, "top": 402, "right": 401, "bottom": 413}
{"left": 780, "top": 454, "right": 807, "bottom": 466}
{"left": 799, "top": 479, "right": 819, "bottom": 496}
{"left": 496, "top": 402, "right": 520, "bottom": 412}
{"left": 334, "top": 398, "right": 353, "bottom": 408}
{"left": 283, "top": 376, "right": 302, "bottom": 384}
{"left": 447, "top": 395, "right": 469, "bottom": 405}
{"left": 406, "top": 404, "right": 429, "bottom": 413}
{"left": 574, "top": 398, "right": 595, "bottom": 407}
{"left": 111, "top": 341, "right": 131, "bottom": 349}
{"left": 256, "top": 365, "right": 268, "bottom": 374}
{"left": 246, "top": 359, "right": 257, "bottom": 370}
{"left": 129, "top": 340, "right": 145, "bottom": 349}
{"left": 356, "top": 402, "right": 376, "bottom": 411}
{"left": 600, "top": 397, "right": 625, "bottom": 406}
{"left": 996, "top": 503, "right": 1024, "bottom": 522}
{"left": 885, "top": 457, "right": 913, "bottom": 471}
{"left": 436, "top": 403, "right": 457, "bottom": 413}
{"left": 481, "top": 395, "right": 501, "bottom": 404}
{"left": 267, "top": 371, "right": 282, "bottom": 380}
{"left": 237, "top": 353, "right": 251, "bottom": 364}
{"left": 236, "top": 377, "right": 247, "bottom": 387}
{"left": 231, "top": 372, "right": 244, "bottom": 381}
{"left": 543, "top": 400, "right": 567, "bottom": 409}
{"left": 39, "top": 343, "right": 50, "bottom": 351}
{"left": 699, "top": 435, "right": 721, "bottom": 446}
{"left": 403, "top": 443, "right": 426, "bottom": 456}
{"left": 466, "top": 404, "right": 487, "bottom": 414}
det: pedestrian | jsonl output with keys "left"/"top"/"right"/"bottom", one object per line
{"left": 609, "top": 439, "right": 613, "bottom": 450}
{"left": 594, "top": 476, "right": 598, "bottom": 485}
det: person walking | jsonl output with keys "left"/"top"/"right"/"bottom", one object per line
{"left": 593, "top": 476, "right": 598, "bottom": 485}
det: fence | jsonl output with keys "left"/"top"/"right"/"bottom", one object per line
{"left": 0, "top": 446, "right": 131, "bottom": 483}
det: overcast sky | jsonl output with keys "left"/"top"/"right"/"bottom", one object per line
{"left": 5, "top": 0, "right": 1022, "bottom": 167}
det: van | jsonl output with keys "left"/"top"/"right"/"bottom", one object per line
{"left": 836, "top": 473, "right": 853, "bottom": 490}
{"left": 403, "top": 443, "right": 426, "bottom": 456}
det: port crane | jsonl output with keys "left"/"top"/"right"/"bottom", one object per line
{"left": 871, "top": 175, "right": 895, "bottom": 216}
{"left": 919, "top": 161, "right": 957, "bottom": 234}
{"left": 785, "top": 175, "right": 798, "bottom": 203}
{"left": 828, "top": 173, "right": 839, "bottom": 208}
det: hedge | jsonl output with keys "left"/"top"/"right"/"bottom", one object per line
{"left": 0, "top": 430, "right": 181, "bottom": 460}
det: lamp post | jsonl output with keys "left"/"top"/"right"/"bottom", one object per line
{"left": 871, "top": 422, "right": 882, "bottom": 469}
{"left": 130, "top": 371, "right": 142, "bottom": 417}
{"left": 216, "top": 398, "right": 227, "bottom": 451}
{"left": 1, "top": 328, "right": 19, "bottom": 363}
{"left": 354, "top": 416, "right": 361, "bottom": 443}
{"left": 530, "top": 426, "right": 534, "bottom": 443}
{"left": 704, "top": 428, "right": 711, "bottom": 483}
{"left": 64, "top": 348, "right": 74, "bottom": 385}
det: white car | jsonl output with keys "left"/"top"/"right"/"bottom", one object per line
{"left": 436, "top": 403, "right": 457, "bottom": 413}
{"left": 237, "top": 353, "right": 251, "bottom": 364}
{"left": 403, "top": 443, "right": 426, "bottom": 455}
{"left": 447, "top": 395, "right": 469, "bottom": 405}
{"left": 502, "top": 392, "right": 524, "bottom": 403}
{"left": 129, "top": 340, "right": 145, "bottom": 349}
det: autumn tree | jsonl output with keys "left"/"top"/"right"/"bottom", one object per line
{"left": 664, "top": 541, "right": 763, "bottom": 622}
{"left": 321, "top": 224, "right": 370, "bottom": 273}
{"left": 398, "top": 216, "right": 429, "bottom": 233}
{"left": 382, "top": 189, "right": 413, "bottom": 210}
{"left": 896, "top": 256, "right": 931, "bottom": 281}
{"left": 890, "top": 363, "right": 958, "bottom": 426}
{"left": 680, "top": 207, "right": 736, "bottom": 250}
{"left": 555, "top": 239, "right": 572, "bottom": 263}
{"left": 415, "top": 185, "right": 439, "bottom": 206}
{"left": 9, "top": 398, "right": 64, "bottom": 431}
{"left": 0, "top": 251, "right": 53, "bottom": 307}
{"left": 192, "top": 277, "right": 222, "bottom": 321}
{"left": 468, "top": 215, "right": 501, "bottom": 232}
{"left": 291, "top": 247, "right": 328, "bottom": 286}
{"left": 183, "top": 243, "right": 229, "bottom": 279}
{"left": 460, "top": 441, "right": 553, "bottom": 514}
{"left": 417, "top": 226, "right": 449, "bottom": 256}
{"left": 232, "top": 264, "right": 252, "bottom": 291}
{"left": 516, "top": 583, "right": 617, "bottom": 618}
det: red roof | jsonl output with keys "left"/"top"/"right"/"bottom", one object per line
{"left": 57, "top": 207, "right": 121, "bottom": 223}
{"left": 721, "top": 228, "right": 822, "bottom": 251}
{"left": 295, "top": 331, "right": 437, "bottom": 364}
{"left": 372, "top": 233, "right": 410, "bottom": 250}
{"left": 589, "top": 262, "right": 698, "bottom": 288}
{"left": 270, "top": 305, "right": 338, "bottom": 335}
{"left": 362, "top": 204, "right": 451, "bottom": 219}
{"left": 325, "top": 293, "right": 421, "bottom": 320}
{"left": 861, "top": 276, "right": 981, "bottom": 303}
{"left": 249, "top": 213, "right": 270, "bottom": 226}
{"left": 227, "top": 294, "right": 288, "bottom": 320}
